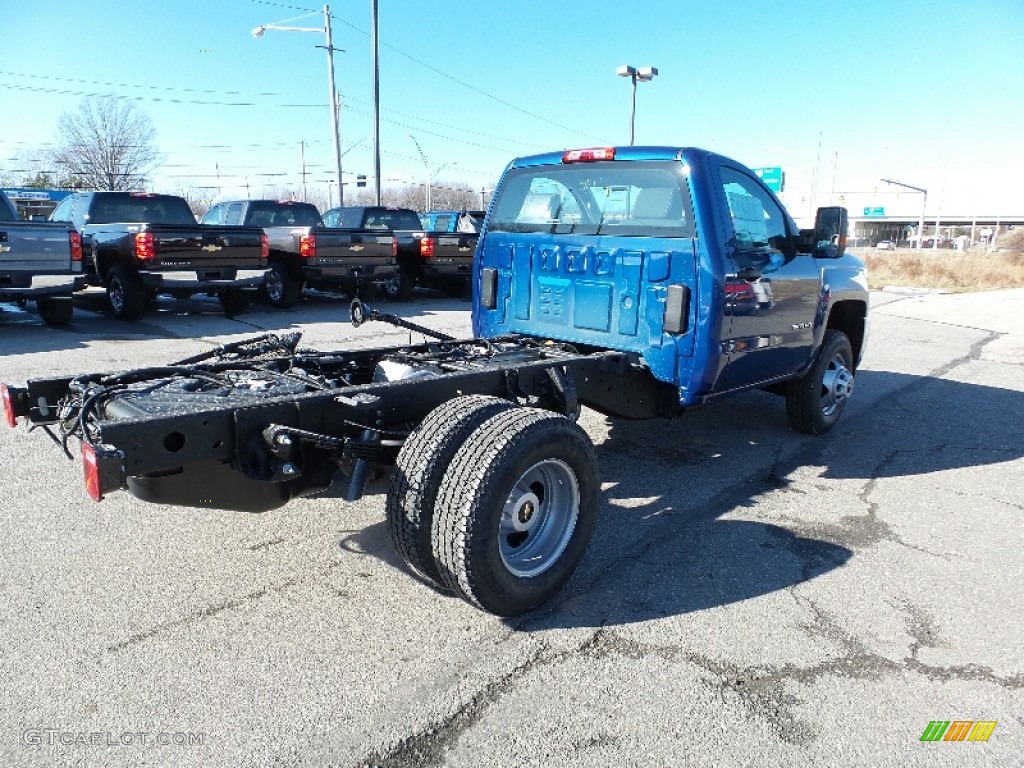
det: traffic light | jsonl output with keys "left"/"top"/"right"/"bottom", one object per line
{"left": 356, "top": 175, "right": 367, "bottom": 188}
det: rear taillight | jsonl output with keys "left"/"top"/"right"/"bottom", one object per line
{"left": 299, "top": 234, "right": 315, "bottom": 258}
{"left": 562, "top": 147, "right": 616, "bottom": 163}
{"left": 134, "top": 232, "right": 155, "bottom": 261}
{"left": 82, "top": 442, "right": 103, "bottom": 501}
{"left": 260, "top": 232, "right": 270, "bottom": 260}
{"left": 419, "top": 237, "right": 435, "bottom": 259}
{"left": 70, "top": 231, "right": 83, "bottom": 262}
{"left": 81, "top": 442, "right": 122, "bottom": 502}
{"left": 1, "top": 384, "right": 17, "bottom": 428}
{"left": 391, "top": 236, "right": 398, "bottom": 258}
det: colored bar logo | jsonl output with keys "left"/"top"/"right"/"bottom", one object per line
{"left": 920, "top": 721, "right": 997, "bottom": 742}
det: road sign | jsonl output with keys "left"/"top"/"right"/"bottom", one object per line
{"left": 863, "top": 207, "right": 885, "bottom": 217}
{"left": 752, "top": 167, "right": 784, "bottom": 192}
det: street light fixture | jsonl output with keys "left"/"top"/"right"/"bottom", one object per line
{"left": 252, "top": 6, "right": 345, "bottom": 206}
{"left": 409, "top": 135, "right": 454, "bottom": 212}
{"left": 616, "top": 64, "right": 658, "bottom": 146}
{"left": 881, "top": 178, "right": 928, "bottom": 250}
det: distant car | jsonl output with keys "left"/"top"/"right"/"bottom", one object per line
{"left": 875, "top": 240, "right": 895, "bottom": 250}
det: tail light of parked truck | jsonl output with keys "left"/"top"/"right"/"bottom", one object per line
{"left": 134, "top": 232, "right": 155, "bottom": 261}
{"left": 299, "top": 234, "right": 316, "bottom": 258}
{"left": 419, "top": 236, "right": 435, "bottom": 259}
{"left": 70, "top": 231, "right": 83, "bottom": 262}
{"left": 261, "top": 232, "right": 270, "bottom": 261}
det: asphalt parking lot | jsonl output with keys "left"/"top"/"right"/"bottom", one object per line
{"left": 1, "top": 287, "right": 1022, "bottom": 768}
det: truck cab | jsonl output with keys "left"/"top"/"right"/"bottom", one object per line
{"left": 473, "top": 146, "right": 867, "bottom": 419}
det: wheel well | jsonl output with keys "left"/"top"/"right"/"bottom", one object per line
{"left": 826, "top": 301, "right": 867, "bottom": 368}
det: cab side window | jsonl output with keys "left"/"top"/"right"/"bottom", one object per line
{"left": 50, "top": 197, "right": 73, "bottom": 224}
{"left": 202, "top": 204, "right": 224, "bottom": 225}
{"left": 720, "top": 167, "right": 793, "bottom": 258}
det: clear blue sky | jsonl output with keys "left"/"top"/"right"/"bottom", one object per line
{"left": 2, "top": 0, "right": 1023, "bottom": 218}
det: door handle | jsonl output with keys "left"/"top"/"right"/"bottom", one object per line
{"left": 736, "top": 266, "right": 761, "bottom": 282}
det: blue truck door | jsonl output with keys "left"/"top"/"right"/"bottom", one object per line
{"left": 715, "top": 163, "right": 820, "bottom": 388}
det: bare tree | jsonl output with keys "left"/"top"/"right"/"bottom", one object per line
{"left": 51, "top": 96, "right": 160, "bottom": 191}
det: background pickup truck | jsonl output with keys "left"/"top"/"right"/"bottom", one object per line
{"left": 49, "top": 192, "right": 268, "bottom": 319}
{"left": 320, "top": 205, "right": 473, "bottom": 300}
{"left": 201, "top": 199, "right": 396, "bottom": 308}
{"left": 0, "top": 189, "right": 84, "bottom": 325}
{"left": 4, "top": 144, "right": 867, "bottom": 617}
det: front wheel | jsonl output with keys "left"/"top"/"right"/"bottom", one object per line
{"left": 786, "top": 329, "right": 855, "bottom": 435}
{"left": 431, "top": 407, "right": 600, "bottom": 616}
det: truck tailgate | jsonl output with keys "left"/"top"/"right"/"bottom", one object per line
{"left": 475, "top": 232, "right": 697, "bottom": 363}
{"left": 0, "top": 221, "right": 76, "bottom": 274}
{"left": 142, "top": 224, "right": 265, "bottom": 269}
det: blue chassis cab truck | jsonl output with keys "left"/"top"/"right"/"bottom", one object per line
{"left": 3, "top": 146, "right": 868, "bottom": 617}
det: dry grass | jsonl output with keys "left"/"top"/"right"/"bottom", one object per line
{"left": 854, "top": 248, "right": 1024, "bottom": 292}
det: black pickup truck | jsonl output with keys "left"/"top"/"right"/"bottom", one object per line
{"left": 0, "top": 190, "right": 85, "bottom": 325}
{"left": 49, "top": 192, "right": 268, "bottom": 319}
{"left": 321, "top": 205, "right": 474, "bottom": 300}
{"left": 201, "top": 199, "right": 396, "bottom": 308}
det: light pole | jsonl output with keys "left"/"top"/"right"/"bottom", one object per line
{"left": 881, "top": 178, "right": 927, "bottom": 249}
{"left": 616, "top": 65, "right": 658, "bottom": 146}
{"left": 252, "top": 6, "right": 345, "bottom": 206}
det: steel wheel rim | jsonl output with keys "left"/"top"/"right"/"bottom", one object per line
{"left": 819, "top": 353, "right": 854, "bottom": 417}
{"left": 266, "top": 269, "right": 284, "bottom": 302}
{"left": 382, "top": 275, "right": 400, "bottom": 298}
{"left": 498, "top": 458, "right": 579, "bottom": 578}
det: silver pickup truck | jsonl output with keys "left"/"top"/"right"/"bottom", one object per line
{"left": 0, "top": 190, "right": 85, "bottom": 325}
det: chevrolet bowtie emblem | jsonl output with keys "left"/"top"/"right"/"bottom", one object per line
{"left": 349, "top": 245, "right": 364, "bottom": 251}
{"left": 0, "top": 245, "right": 10, "bottom": 253}
{"left": 201, "top": 244, "right": 222, "bottom": 252}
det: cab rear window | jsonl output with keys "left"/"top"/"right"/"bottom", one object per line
{"left": 489, "top": 161, "right": 694, "bottom": 238}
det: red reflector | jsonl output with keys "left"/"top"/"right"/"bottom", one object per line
{"left": 82, "top": 442, "right": 103, "bottom": 501}
{"left": 70, "top": 231, "right": 83, "bottom": 262}
{"left": 260, "top": 232, "right": 270, "bottom": 260}
{"left": 299, "top": 234, "right": 315, "bottom": 258}
{"left": 1, "top": 384, "right": 17, "bottom": 428}
{"left": 562, "top": 147, "right": 616, "bottom": 164}
{"left": 420, "top": 237, "right": 435, "bottom": 258}
{"left": 134, "top": 232, "right": 155, "bottom": 261}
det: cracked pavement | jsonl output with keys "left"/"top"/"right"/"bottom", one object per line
{"left": 1, "top": 288, "right": 1022, "bottom": 767}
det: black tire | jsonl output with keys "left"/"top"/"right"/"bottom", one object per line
{"left": 786, "top": 329, "right": 855, "bottom": 435}
{"left": 432, "top": 407, "right": 600, "bottom": 616}
{"left": 218, "top": 289, "right": 253, "bottom": 317}
{"left": 381, "top": 268, "right": 416, "bottom": 301}
{"left": 441, "top": 280, "right": 470, "bottom": 299}
{"left": 105, "top": 266, "right": 145, "bottom": 320}
{"left": 386, "top": 395, "right": 515, "bottom": 588}
{"left": 263, "top": 263, "right": 301, "bottom": 308}
{"left": 35, "top": 297, "right": 73, "bottom": 326}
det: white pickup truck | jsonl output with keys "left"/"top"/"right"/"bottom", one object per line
{"left": 0, "top": 190, "right": 84, "bottom": 325}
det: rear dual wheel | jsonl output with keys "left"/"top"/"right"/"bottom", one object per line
{"left": 386, "top": 397, "right": 600, "bottom": 616}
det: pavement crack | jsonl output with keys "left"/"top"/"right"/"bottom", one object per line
{"left": 107, "top": 577, "right": 301, "bottom": 652}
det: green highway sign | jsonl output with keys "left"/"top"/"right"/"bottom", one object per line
{"left": 863, "top": 207, "right": 885, "bottom": 217}
{"left": 752, "top": 166, "right": 784, "bottom": 192}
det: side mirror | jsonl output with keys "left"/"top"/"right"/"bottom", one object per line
{"left": 812, "top": 206, "right": 848, "bottom": 258}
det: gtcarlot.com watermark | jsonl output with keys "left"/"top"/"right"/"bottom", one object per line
{"left": 23, "top": 728, "right": 205, "bottom": 747}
